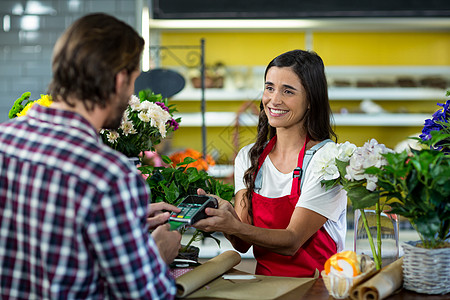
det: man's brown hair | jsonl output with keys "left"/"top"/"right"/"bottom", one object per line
{"left": 48, "top": 13, "right": 145, "bottom": 111}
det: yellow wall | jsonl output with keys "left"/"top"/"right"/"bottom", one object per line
{"left": 160, "top": 31, "right": 450, "bottom": 163}
{"left": 161, "top": 32, "right": 306, "bottom": 66}
{"left": 314, "top": 32, "right": 450, "bottom": 66}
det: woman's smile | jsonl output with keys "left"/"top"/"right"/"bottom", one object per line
{"left": 268, "top": 107, "right": 289, "bottom": 116}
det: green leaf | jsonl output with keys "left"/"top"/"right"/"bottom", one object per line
{"left": 414, "top": 213, "right": 441, "bottom": 242}
{"left": 188, "top": 169, "right": 202, "bottom": 183}
{"left": 347, "top": 186, "right": 379, "bottom": 209}
{"left": 321, "top": 178, "right": 340, "bottom": 191}
{"left": 335, "top": 159, "right": 349, "bottom": 177}
{"left": 9, "top": 92, "right": 32, "bottom": 119}
{"left": 161, "top": 155, "right": 172, "bottom": 165}
{"left": 162, "top": 181, "right": 180, "bottom": 204}
{"left": 177, "top": 157, "right": 197, "bottom": 166}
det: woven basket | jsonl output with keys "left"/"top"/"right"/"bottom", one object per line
{"left": 322, "top": 261, "right": 376, "bottom": 299}
{"left": 402, "top": 241, "right": 450, "bottom": 294}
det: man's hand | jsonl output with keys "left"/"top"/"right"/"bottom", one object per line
{"left": 147, "top": 202, "right": 181, "bottom": 230}
{"left": 151, "top": 223, "right": 181, "bottom": 264}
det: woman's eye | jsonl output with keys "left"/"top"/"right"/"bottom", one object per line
{"left": 285, "top": 89, "right": 294, "bottom": 95}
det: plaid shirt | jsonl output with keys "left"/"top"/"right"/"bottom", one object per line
{"left": 0, "top": 105, "right": 176, "bottom": 299}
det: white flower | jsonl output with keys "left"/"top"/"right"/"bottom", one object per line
{"left": 139, "top": 100, "right": 154, "bottom": 111}
{"left": 107, "top": 131, "right": 120, "bottom": 144}
{"left": 147, "top": 105, "right": 172, "bottom": 137}
{"left": 129, "top": 95, "right": 140, "bottom": 111}
{"left": 158, "top": 122, "right": 167, "bottom": 138}
{"left": 337, "top": 141, "right": 357, "bottom": 162}
{"left": 138, "top": 111, "right": 150, "bottom": 122}
{"left": 312, "top": 142, "right": 340, "bottom": 180}
{"left": 120, "top": 120, "right": 136, "bottom": 136}
{"left": 345, "top": 139, "right": 393, "bottom": 191}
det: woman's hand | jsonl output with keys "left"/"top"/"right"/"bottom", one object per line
{"left": 193, "top": 188, "right": 240, "bottom": 234}
{"left": 147, "top": 202, "right": 181, "bottom": 230}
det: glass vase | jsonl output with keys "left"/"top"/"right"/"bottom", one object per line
{"left": 354, "top": 209, "right": 399, "bottom": 268}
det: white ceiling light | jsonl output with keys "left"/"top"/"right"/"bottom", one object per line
{"left": 25, "top": 1, "right": 56, "bottom": 15}
{"left": 12, "top": 3, "right": 24, "bottom": 15}
{"left": 21, "top": 15, "right": 40, "bottom": 31}
{"left": 3, "top": 15, "right": 11, "bottom": 32}
{"left": 148, "top": 18, "right": 450, "bottom": 31}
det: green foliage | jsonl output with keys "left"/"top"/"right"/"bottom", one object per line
{"left": 9, "top": 92, "right": 32, "bottom": 119}
{"left": 140, "top": 155, "right": 234, "bottom": 205}
{"left": 139, "top": 155, "right": 235, "bottom": 247}
{"left": 368, "top": 137, "right": 450, "bottom": 249}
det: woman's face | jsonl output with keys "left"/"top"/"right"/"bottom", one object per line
{"left": 262, "top": 66, "right": 309, "bottom": 130}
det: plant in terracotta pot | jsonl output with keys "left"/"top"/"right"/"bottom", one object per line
{"left": 366, "top": 95, "right": 450, "bottom": 294}
{"left": 139, "top": 153, "right": 234, "bottom": 260}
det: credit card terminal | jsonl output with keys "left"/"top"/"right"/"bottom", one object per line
{"left": 169, "top": 195, "right": 218, "bottom": 227}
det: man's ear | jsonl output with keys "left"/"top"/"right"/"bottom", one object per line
{"left": 115, "top": 69, "right": 128, "bottom": 94}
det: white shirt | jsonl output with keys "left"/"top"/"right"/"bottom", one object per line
{"left": 234, "top": 143, "right": 347, "bottom": 252}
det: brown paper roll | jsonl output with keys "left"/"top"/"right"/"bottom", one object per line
{"left": 176, "top": 250, "right": 242, "bottom": 298}
{"left": 350, "top": 257, "right": 403, "bottom": 300}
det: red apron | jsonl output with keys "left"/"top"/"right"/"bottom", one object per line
{"left": 252, "top": 136, "right": 337, "bottom": 277}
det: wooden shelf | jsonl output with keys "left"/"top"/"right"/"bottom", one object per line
{"left": 174, "top": 112, "right": 430, "bottom": 127}
{"left": 172, "top": 87, "right": 447, "bottom": 101}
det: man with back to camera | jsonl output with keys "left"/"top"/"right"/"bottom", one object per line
{"left": 0, "top": 13, "right": 181, "bottom": 299}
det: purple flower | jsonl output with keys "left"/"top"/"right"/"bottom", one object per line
{"left": 432, "top": 100, "right": 449, "bottom": 122}
{"left": 420, "top": 100, "right": 450, "bottom": 142}
{"left": 167, "top": 119, "right": 179, "bottom": 130}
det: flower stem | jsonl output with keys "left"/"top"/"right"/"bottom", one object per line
{"left": 375, "top": 202, "right": 382, "bottom": 269}
{"left": 360, "top": 209, "right": 382, "bottom": 270}
{"left": 184, "top": 229, "right": 202, "bottom": 250}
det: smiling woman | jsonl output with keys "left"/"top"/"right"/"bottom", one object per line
{"left": 191, "top": 50, "right": 346, "bottom": 278}
{"left": 263, "top": 66, "right": 309, "bottom": 130}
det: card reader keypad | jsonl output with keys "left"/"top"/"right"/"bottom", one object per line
{"left": 171, "top": 203, "right": 202, "bottom": 220}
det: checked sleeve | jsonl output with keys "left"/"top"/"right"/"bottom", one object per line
{"left": 87, "top": 171, "right": 176, "bottom": 299}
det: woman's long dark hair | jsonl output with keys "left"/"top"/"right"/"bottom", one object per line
{"left": 241, "top": 49, "right": 337, "bottom": 222}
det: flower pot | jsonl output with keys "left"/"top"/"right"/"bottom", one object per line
{"left": 354, "top": 209, "right": 399, "bottom": 268}
{"left": 402, "top": 241, "right": 450, "bottom": 294}
{"left": 177, "top": 245, "right": 200, "bottom": 262}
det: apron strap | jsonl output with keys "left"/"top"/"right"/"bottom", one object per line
{"left": 291, "top": 135, "right": 310, "bottom": 197}
{"left": 254, "top": 136, "right": 277, "bottom": 192}
{"left": 300, "top": 139, "right": 334, "bottom": 189}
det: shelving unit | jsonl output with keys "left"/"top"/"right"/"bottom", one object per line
{"left": 174, "top": 111, "right": 431, "bottom": 127}
{"left": 172, "top": 87, "right": 446, "bottom": 102}
{"left": 154, "top": 23, "right": 449, "bottom": 161}
{"left": 171, "top": 65, "right": 448, "bottom": 128}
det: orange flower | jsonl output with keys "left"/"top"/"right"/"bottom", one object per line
{"left": 169, "top": 148, "right": 215, "bottom": 171}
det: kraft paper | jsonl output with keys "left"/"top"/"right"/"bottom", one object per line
{"left": 175, "top": 250, "right": 318, "bottom": 299}
{"left": 176, "top": 250, "right": 242, "bottom": 298}
{"left": 350, "top": 257, "right": 403, "bottom": 300}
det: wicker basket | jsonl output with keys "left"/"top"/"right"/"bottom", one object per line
{"left": 322, "top": 261, "right": 376, "bottom": 299}
{"left": 402, "top": 241, "right": 450, "bottom": 294}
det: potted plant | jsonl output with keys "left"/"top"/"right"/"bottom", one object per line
{"left": 139, "top": 153, "right": 234, "bottom": 260}
{"left": 367, "top": 95, "right": 450, "bottom": 294}
{"left": 312, "top": 139, "right": 396, "bottom": 270}
{"left": 188, "top": 61, "right": 226, "bottom": 89}
{"left": 100, "top": 89, "right": 180, "bottom": 162}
